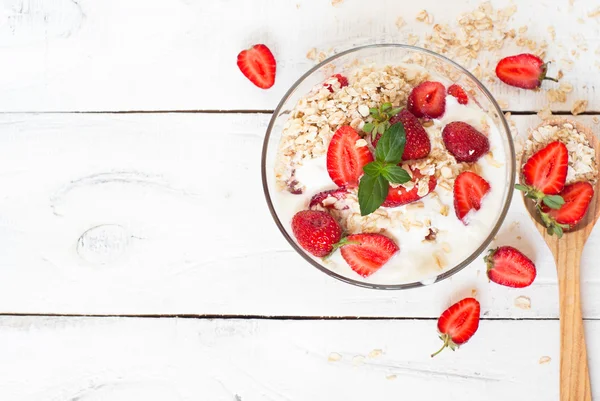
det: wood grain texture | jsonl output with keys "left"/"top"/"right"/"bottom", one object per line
{"left": 0, "top": 112, "right": 598, "bottom": 318}
{"left": 0, "top": 316, "right": 598, "bottom": 401}
{"left": 521, "top": 119, "right": 600, "bottom": 401}
{"left": 1, "top": 0, "right": 600, "bottom": 112}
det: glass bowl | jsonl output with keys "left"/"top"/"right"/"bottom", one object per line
{"left": 261, "top": 44, "right": 515, "bottom": 290}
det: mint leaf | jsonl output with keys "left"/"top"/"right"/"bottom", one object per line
{"left": 363, "top": 161, "right": 385, "bottom": 177}
{"left": 381, "top": 165, "right": 411, "bottom": 184}
{"left": 374, "top": 122, "right": 406, "bottom": 164}
{"left": 542, "top": 195, "right": 565, "bottom": 210}
{"left": 358, "top": 174, "right": 389, "bottom": 216}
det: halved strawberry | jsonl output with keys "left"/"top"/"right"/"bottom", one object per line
{"left": 291, "top": 210, "right": 342, "bottom": 257}
{"left": 325, "top": 74, "right": 349, "bottom": 92}
{"left": 484, "top": 246, "right": 537, "bottom": 288}
{"left": 309, "top": 188, "right": 349, "bottom": 209}
{"left": 540, "top": 181, "right": 595, "bottom": 237}
{"left": 442, "top": 121, "right": 490, "bottom": 163}
{"left": 326, "top": 126, "right": 374, "bottom": 188}
{"left": 432, "top": 298, "right": 480, "bottom": 357}
{"left": 407, "top": 81, "right": 446, "bottom": 119}
{"left": 453, "top": 171, "right": 491, "bottom": 224}
{"left": 520, "top": 141, "right": 568, "bottom": 197}
{"left": 237, "top": 44, "right": 276, "bottom": 89}
{"left": 495, "top": 53, "right": 557, "bottom": 90}
{"left": 447, "top": 84, "right": 469, "bottom": 105}
{"left": 382, "top": 169, "right": 437, "bottom": 207}
{"left": 389, "top": 109, "right": 431, "bottom": 160}
{"left": 340, "top": 233, "right": 399, "bottom": 277}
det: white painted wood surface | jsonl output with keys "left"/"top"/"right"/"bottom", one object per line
{"left": 0, "top": 316, "right": 598, "bottom": 400}
{"left": 1, "top": 0, "right": 600, "bottom": 112}
{"left": 0, "top": 113, "right": 597, "bottom": 318}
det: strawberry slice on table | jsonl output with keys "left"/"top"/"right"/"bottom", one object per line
{"left": 382, "top": 170, "right": 437, "bottom": 208}
{"left": 237, "top": 44, "right": 277, "bottom": 89}
{"left": 540, "top": 181, "right": 595, "bottom": 237}
{"left": 407, "top": 81, "right": 446, "bottom": 119}
{"left": 431, "top": 297, "right": 480, "bottom": 357}
{"left": 340, "top": 233, "right": 399, "bottom": 277}
{"left": 495, "top": 53, "right": 558, "bottom": 90}
{"left": 327, "top": 126, "right": 374, "bottom": 188}
{"left": 447, "top": 84, "right": 469, "bottom": 105}
{"left": 291, "top": 210, "right": 342, "bottom": 258}
{"left": 325, "top": 74, "right": 349, "bottom": 92}
{"left": 453, "top": 171, "right": 491, "bottom": 224}
{"left": 309, "top": 188, "right": 349, "bottom": 209}
{"left": 484, "top": 246, "right": 537, "bottom": 288}
{"left": 389, "top": 109, "right": 431, "bottom": 160}
{"left": 518, "top": 141, "right": 568, "bottom": 199}
{"left": 442, "top": 121, "right": 490, "bottom": 163}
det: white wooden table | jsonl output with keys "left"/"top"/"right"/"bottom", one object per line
{"left": 1, "top": 0, "right": 600, "bottom": 400}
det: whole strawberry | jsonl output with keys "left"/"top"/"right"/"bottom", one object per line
{"left": 432, "top": 297, "right": 480, "bottom": 357}
{"left": 389, "top": 109, "right": 431, "bottom": 160}
{"left": 291, "top": 210, "right": 342, "bottom": 257}
{"left": 495, "top": 53, "right": 558, "bottom": 89}
{"left": 442, "top": 121, "right": 490, "bottom": 163}
{"left": 485, "top": 246, "right": 536, "bottom": 288}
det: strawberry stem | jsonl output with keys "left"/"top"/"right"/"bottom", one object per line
{"left": 431, "top": 335, "right": 449, "bottom": 358}
{"left": 543, "top": 76, "right": 559, "bottom": 83}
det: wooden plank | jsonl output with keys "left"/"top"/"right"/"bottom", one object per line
{"left": 0, "top": 0, "right": 599, "bottom": 112}
{"left": 1, "top": 316, "right": 598, "bottom": 400}
{"left": 0, "top": 112, "right": 598, "bottom": 318}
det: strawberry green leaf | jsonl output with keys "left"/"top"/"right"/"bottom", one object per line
{"left": 381, "top": 165, "right": 411, "bottom": 184}
{"left": 389, "top": 107, "right": 402, "bottom": 116}
{"left": 514, "top": 183, "right": 529, "bottom": 192}
{"left": 381, "top": 102, "right": 392, "bottom": 112}
{"left": 542, "top": 195, "right": 565, "bottom": 210}
{"left": 374, "top": 122, "right": 406, "bottom": 164}
{"left": 362, "top": 122, "right": 375, "bottom": 133}
{"left": 377, "top": 123, "right": 386, "bottom": 135}
{"left": 358, "top": 174, "right": 389, "bottom": 216}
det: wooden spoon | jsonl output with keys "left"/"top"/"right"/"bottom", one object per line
{"left": 521, "top": 118, "right": 599, "bottom": 401}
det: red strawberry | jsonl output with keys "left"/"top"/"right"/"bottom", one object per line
{"left": 495, "top": 53, "right": 558, "bottom": 90}
{"left": 325, "top": 74, "right": 349, "bottom": 92}
{"left": 389, "top": 109, "right": 431, "bottom": 160}
{"left": 340, "top": 233, "right": 399, "bottom": 277}
{"left": 431, "top": 298, "right": 480, "bottom": 357}
{"left": 237, "top": 44, "right": 276, "bottom": 89}
{"left": 520, "top": 141, "right": 568, "bottom": 196}
{"left": 447, "top": 84, "right": 469, "bottom": 105}
{"left": 382, "top": 169, "right": 437, "bottom": 207}
{"left": 291, "top": 210, "right": 342, "bottom": 257}
{"left": 407, "top": 81, "right": 446, "bottom": 119}
{"left": 540, "top": 181, "right": 594, "bottom": 236}
{"left": 453, "top": 171, "right": 491, "bottom": 224}
{"left": 327, "top": 126, "right": 374, "bottom": 188}
{"left": 309, "top": 188, "right": 349, "bottom": 209}
{"left": 484, "top": 246, "right": 537, "bottom": 288}
{"left": 442, "top": 121, "right": 490, "bottom": 163}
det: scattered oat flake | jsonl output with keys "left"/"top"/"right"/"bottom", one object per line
{"left": 547, "top": 26, "right": 556, "bottom": 41}
{"left": 368, "top": 349, "right": 383, "bottom": 358}
{"left": 497, "top": 99, "right": 509, "bottom": 109}
{"left": 515, "top": 296, "right": 531, "bottom": 309}
{"left": 538, "top": 106, "right": 553, "bottom": 120}
{"left": 416, "top": 10, "right": 433, "bottom": 24}
{"left": 395, "top": 16, "right": 406, "bottom": 29}
{"left": 471, "top": 289, "right": 477, "bottom": 297}
{"left": 386, "top": 374, "right": 398, "bottom": 380}
{"left": 559, "top": 82, "right": 573, "bottom": 93}
{"left": 593, "top": 116, "right": 599, "bottom": 124}
{"left": 331, "top": 0, "right": 344, "bottom": 6}
{"left": 328, "top": 352, "right": 342, "bottom": 362}
{"left": 352, "top": 355, "right": 366, "bottom": 365}
{"left": 539, "top": 356, "right": 552, "bottom": 364}
{"left": 518, "top": 26, "right": 528, "bottom": 34}
{"left": 517, "top": 235, "right": 522, "bottom": 240}
{"left": 306, "top": 48, "right": 317, "bottom": 61}
{"left": 571, "top": 100, "right": 588, "bottom": 115}
{"left": 407, "top": 34, "right": 420, "bottom": 46}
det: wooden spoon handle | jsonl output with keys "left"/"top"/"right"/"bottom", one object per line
{"left": 555, "top": 246, "right": 592, "bottom": 400}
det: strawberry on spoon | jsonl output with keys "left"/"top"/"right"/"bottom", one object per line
{"left": 495, "top": 53, "right": 558, "bottom": 89}
{"left": 484, "top": 246, "right": 537, "bottom": 288}
{"left": 237, "top": 44, "right": 276, "bottom": 89}
{"left": 432, "top": 297, "right": 480, "bottom": 357}
{"left": 539, "top": 181, "right": 595, "bottom": 237}
{"left": 340, "top": 233, "right": 399, "bottom": 277}
{"left": 453, "top": 171, "right": 491, "bottom": 224}
{"left": 327, "top": 126, "right": 374, "bottom": 188}
{"left": 407, "top": 81, "right": 446, "bottom": 119}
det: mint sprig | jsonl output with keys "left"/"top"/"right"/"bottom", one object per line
{"left": 358, "top": 122, "right": 411, "bottom": 216}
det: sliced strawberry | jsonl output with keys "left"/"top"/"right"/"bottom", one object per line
{"left": 442, "top": 121, "right": 490, "bottom": 163}
{"left": 453, "top": 171, "right": 491, "bottom": 224}
{"left": 309, "top": 188, "right": 349, "bottom": 209}
{"left": 325, "top": 74, "right": 349, "bottom": 92}
{"left": 237, "top": 44, "right": 276, "bottom": 89}
{"left": 541, "top": 181, "right": 594, "bottom": 234}
{"left": 432, "top": 298, "right": 480, "bottom": 357}
{"left": 521, "top": 141, "right": 568, "bottom": 196}
{"left": 340, "top": 233, "right": 399, "bottom": 277}
{"left": 484, "top": 246, "right": 537, "bottom": 288}
{"left": 389, "top": 109, "right": 431, "bottom": 160}
{"left": 326, "top": 126, "right": 374, "bottom": 188}
{"left": 495, "top": 53, "right": 558, "bottom": 90}
{"left": 407, "top": 81, "right": 446, "bottom": 119}
{"left": 447, "top": 84, "right": 469, "bottom": 105}
{"left": 382, "top": 169, "right": 437, "bottom": 207}
{"left": 291, "top": 210, "right": 342, "bottom": 257}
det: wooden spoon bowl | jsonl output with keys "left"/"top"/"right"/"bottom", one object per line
{"left": 520, "top": 118, "right": 599, "bottom": 401}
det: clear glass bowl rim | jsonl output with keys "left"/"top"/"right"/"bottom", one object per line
{"left": 261, "top": 43, "right": 516, "bottom": 290}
